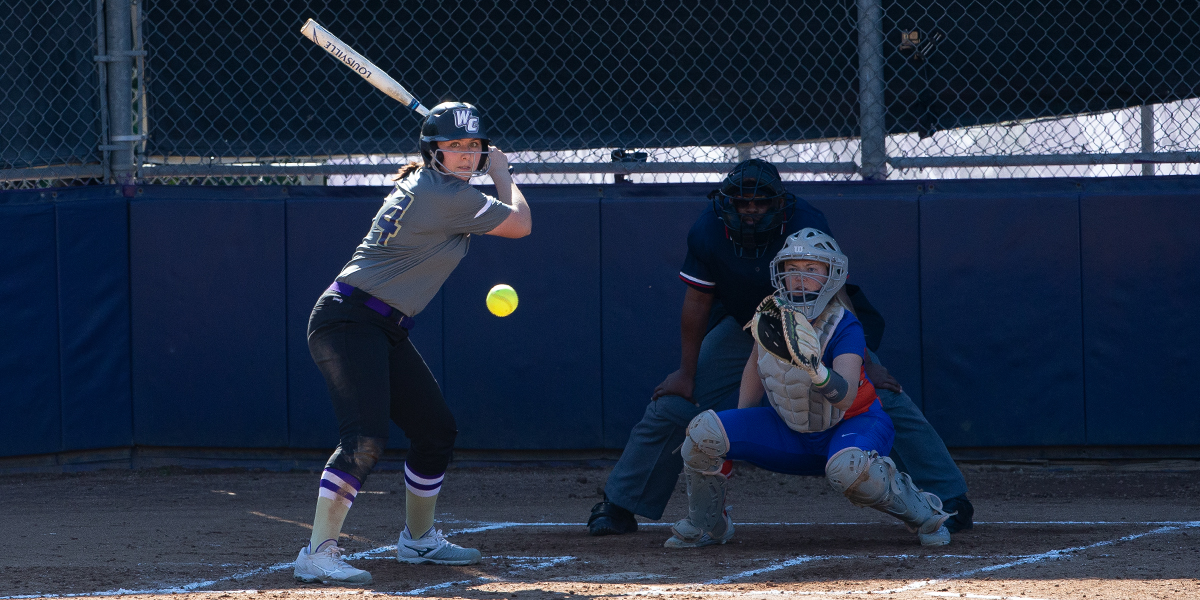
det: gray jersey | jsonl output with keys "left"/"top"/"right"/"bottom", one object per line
{"left": 337, "top": 168, "right": 514, "bottom": 316}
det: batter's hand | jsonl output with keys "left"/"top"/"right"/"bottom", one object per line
{"left": 652, "top": 369, "right": 695, "bottom": 403}
{"left": 487, "top": 146, "right": 512, "bottom": 182}
{"left": 864, "top": 356, "right": 903, "bottom": 393}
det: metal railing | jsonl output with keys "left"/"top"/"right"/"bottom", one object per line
{"left": 4, "top": 0, "right": 1198, "bottom": 188}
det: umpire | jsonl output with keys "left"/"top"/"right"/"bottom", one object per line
{"left": 588, "top": 159, "right": 974, "bottom": 536}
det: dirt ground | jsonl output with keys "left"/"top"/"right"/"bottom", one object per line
{"left": 3, "top": 461, "right": 1199, "bottom": 600}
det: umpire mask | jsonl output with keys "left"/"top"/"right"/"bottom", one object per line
{"left": 709, "top": 159, "right": 795, "bottom": 258}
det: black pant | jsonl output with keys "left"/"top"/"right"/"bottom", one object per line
{"left": 307, "top": 290, "right": 457, "bottom": 477}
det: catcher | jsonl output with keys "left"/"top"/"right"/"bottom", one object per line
{"left": 666, "top": 228, "right": 954, "bottom": 548}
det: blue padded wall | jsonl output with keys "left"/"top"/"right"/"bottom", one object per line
{"left": 600, "top": 185, "right": 711, "bottom": 448}
{"left": 801, "top": 181, "right": 923, "bottom": 409}
{"left": 130, "top": 187, "right": 288, "bottom": 448}
{"left": 56, "top": 191, "right": 132, "bottom": 451}
{"left": 1080, "top": 177, "right": 1200, "bottom": 445}
{"left": 0, "top": 197, "right": 61, "bottom": 457}
{"left": 4, "top": 176, "right": 1200, "bottom": 460}
{"left": 285, "top": 186, "right": 441, "bottom": 450}
{"left": 919, "top": 179, "right": 1086, "bottom": 447}
{"left": 442, "top": 185, "right": 604, "bottom": 449}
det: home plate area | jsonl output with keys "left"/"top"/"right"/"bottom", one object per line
{"left": 5, "top": 465, "right": 1199, "bottom": 599}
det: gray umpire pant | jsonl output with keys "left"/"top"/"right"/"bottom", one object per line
{"left": 603, "top": 315, "right": 968, "bottom": 521}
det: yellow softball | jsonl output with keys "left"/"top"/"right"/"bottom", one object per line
{"left": 486, "top": 284, "right": 518, "bottom": 317}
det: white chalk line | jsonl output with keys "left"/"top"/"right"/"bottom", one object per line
{"left": 394, "top": 578, "right": 494, "bottom": 596}
{"left": 882, "top": 521, "right": 1200, "bottom": 595}
{"left": 454, "top": 520, "right": 1197, "bottom": 531}
{"left": 0, "top": 541, "right": 569, "bottom": 600}
{"left": 626, "top": 520, "right": 1200, "bottom": 598}
{"left": 386, "top": 556, "right": 578, "bottom": 596}
{"left": 6, "top": 519, "right": 1198, "bottom": 599}
{"left": 701, "top": 554, "right": 1041, "bottom": 586}
{"left": 925, "top": 594, "right": 1058, "bottom": 600}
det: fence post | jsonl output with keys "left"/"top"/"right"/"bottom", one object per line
{"left": 857, "top": 0, "right": 887, "bottom": 180}
{"left": 105, "top": 0, "right": 135, "bottom": 184}
{"left": 1141, "top": 104, "right": 1155, "bottom": 177}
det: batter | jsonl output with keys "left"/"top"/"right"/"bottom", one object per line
{"left": 293, "top": 102, "right": 532, "bottom": 585}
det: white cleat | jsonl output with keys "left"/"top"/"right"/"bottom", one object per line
{"left": 294, "top": 541, "right": 372, "bottom": 585}
{"left": 397, "top": 527, "right": 482, "bottom": 565}
{"left": 919, "top": 524, "right": 952, "bottom": 546}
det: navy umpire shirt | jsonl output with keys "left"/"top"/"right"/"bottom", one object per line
{"left": 679, "top": 201, "right": 833, "bottom": 328}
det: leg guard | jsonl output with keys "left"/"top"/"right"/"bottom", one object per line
{"left": 673, "top": 411, "right": 732, "bottom": 542}
{"left": 826, "top": 447, "right": 954, "bottom": 546}
{"left": 326, "top": 435, "right": 386, "bottom": 484}
{"left": 667, "top": 471, "right": 734, "bottom": 547}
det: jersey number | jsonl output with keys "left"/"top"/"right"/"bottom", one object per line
{"left": 376, "top": 192, "right": 415, "bottom": 246}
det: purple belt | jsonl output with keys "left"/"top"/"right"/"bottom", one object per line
{"left": 328, "top": 282, "right": 415, "bottom": 330}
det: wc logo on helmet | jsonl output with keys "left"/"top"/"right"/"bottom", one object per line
{"left": 453, "top": 109, "right": 480, "bottom": 133}
{"left": 451, "top": 110, "right": 480, "bottom": 135}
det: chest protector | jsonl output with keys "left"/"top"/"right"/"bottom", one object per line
{"left": 748, "top": 295, "right": 849, "bottom": 433}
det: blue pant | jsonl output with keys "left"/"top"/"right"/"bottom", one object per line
{"left": 720, "top": 402, "right": 894, "bottom": 475}
{"left": 604, "top": 316, "right": 967, "bottom": 520}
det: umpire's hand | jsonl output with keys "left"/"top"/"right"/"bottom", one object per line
{"left": 864, "top": 355, "right": 903, "bottom": 393}
{"left": 652, "top": 369, "right": 696, "bottom": 403}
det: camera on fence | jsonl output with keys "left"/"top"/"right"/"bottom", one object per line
{"left": 898, "top": 29, "right": 944, "bottom": 64}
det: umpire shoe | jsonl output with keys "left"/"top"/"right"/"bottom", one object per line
{"left": 294, "top": 540, "right": 373, "bottom": 585}
{"left": 941, "top": 494, "right": 975, "bottom": 533}
{"left": 397, "top": 526, "right": 482, "bottom": 565}
{"left": 588, "top": 500, "right": 638, "bottom": 536}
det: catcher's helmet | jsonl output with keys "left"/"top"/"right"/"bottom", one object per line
{"left": 709, "top": 159, "right": 796, "bottom": 258}
{"left": 770, "top": 228, "right": 848, "bottom": 320}
{"left": 419, "top": 101, "right": 491, "bottom": 178}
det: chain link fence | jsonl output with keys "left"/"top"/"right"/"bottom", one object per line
{"left": 883, "top": 0, "right": 1200, "bottom": 179}
{"left": 4, "top": 0, "right": 1198, "bottom": 188}
{"left": 1, "top": 0, "right": 106, "bottom": 188}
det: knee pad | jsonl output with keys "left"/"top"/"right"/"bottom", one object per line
{"left": 681, "top": 410, "right": 730, "bottom": 475}
{"left": 825, "top": 446, "right": 893, "bottom": 507}
{"left": 326, "top": 435, "right": 386, "bottom": 483}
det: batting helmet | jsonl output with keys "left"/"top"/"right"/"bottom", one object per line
{"left": 419, "top": 101, "right": 491, "bottom": 178}
{"left": 709, "top": 159, "right": 796, "bottom": 258}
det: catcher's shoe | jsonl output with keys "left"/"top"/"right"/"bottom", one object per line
{"left": 664, "top": 508, "right": 734, "bottom": 548}
{"left": 918, "top": 523, "right": 952, "bottom": 546}
{"left": 587, "top": 500, "right": 638, "bottom": 536}
{"left": 397, "top": 527, "right": 482, "bottom": 565}
{"left": 940, "top": 494, "right": 974, "bottom": 533}
{"left": 294, "top": 541, "right": 372, "bottom": 585}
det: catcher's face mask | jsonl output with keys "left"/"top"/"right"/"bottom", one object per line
{"left": 779, "top": 259, "right": 830, "bottom": 302}
{"left": 769, "top": 228, "right": 848, "bottom": 320}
